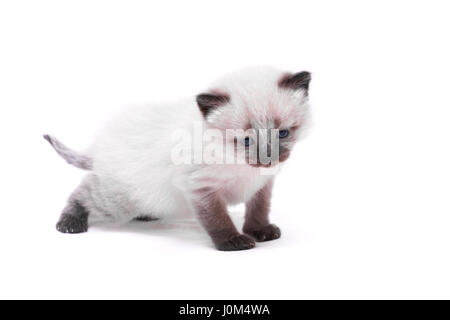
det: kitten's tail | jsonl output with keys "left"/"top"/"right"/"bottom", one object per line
{"left": 43, "top": 134, "right": 93, "bottom": 170}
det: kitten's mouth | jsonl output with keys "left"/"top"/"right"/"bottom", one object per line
{"left": 246, "top": 150, "right": 290, "bottom": 167}
{"left": 249, "top": 162, "right": 278, "bottom": 168}
{"left": 247, "top": 159, "right": 282, "bottom": 168}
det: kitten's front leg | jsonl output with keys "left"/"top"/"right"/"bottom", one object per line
{"left": 243, "top": 180, "right": 281, "bottom": 242}
{"left": 193, "top": 190, "right": 255, "bottom": 251}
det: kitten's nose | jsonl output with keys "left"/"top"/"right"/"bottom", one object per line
{"left": 256, "top": 130, "right": 280, "bottom": 165}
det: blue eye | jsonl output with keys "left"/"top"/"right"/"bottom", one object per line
{"left": 242, "top": 137, "right": 254, "bottom": 146}
{"left": 278, "top": 129, "right": 289, "bottom": 138}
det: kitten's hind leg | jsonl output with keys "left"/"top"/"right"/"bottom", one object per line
{"left": 56, "top": 178, "right": 93, "bottom": 234}
{"left": 56, "top": 200, "right": 89, "bottom": 234}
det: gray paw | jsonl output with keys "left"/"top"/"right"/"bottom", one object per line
{"left": 216, "top": 234, "right": 256, "bottom": 251}
{"left": 56, "top": 214, "right": 88, "bottom": 234}
{"left": 244, "top": 224, "right": 281, "bottom": 242}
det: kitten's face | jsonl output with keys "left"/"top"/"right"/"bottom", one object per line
{"left": 197, "top": 67, "right": 311, "bottom": 167}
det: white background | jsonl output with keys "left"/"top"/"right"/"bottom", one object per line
{"left": 1, "top": 0, "right": 449, "bottom": 299}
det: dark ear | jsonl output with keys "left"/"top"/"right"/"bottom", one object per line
{"left": 278, "top": 71, "right": 311, "bottom": 92}
{"left": 196, "top": 92, "right": 230, "bottom": 118}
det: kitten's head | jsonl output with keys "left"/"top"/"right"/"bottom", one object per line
{"left": 196, "top": 66, "right": 311, "bottom": 167}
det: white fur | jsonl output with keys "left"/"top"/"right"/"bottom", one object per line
{"left": 80, "top": 66, "right": 310, "bottom": 224}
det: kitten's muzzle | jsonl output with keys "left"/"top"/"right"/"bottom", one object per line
{"left": 247, "top": 143, "right": 290, "bottom": 167}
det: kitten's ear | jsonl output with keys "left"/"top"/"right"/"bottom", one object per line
{"left": 196, "top": 92, "right": 230, "bottom": 118}
{"left": 278, "top": 71, "right": 311, "bottom": 92}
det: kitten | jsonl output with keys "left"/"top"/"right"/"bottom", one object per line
{"left": 44, "top": 66, "right": 311, "bottom": 251}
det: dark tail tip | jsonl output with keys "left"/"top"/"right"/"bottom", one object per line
{"left": 43, "top": 134, "right": 57, "bottom": 148}
{"left": 43, "top": 134, "right": 52, "bottom": 144}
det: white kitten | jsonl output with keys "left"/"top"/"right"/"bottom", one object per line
{"left": 44, "top": 66, "right": 311, "bottom": 251}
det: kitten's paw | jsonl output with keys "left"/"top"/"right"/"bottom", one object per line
{"left": 244, "top": 224, "right": 281, "bottom": 242}
{"left": 56, "top": 214, "right": 88, "bottom": 234}
{"left": 216, "top": 234, "right": 256, "bottom": 251}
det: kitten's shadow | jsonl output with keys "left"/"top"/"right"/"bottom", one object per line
{"left": 92, "top": 218, "right": 241, "bottom": 246}
{"left": 90, "top": 213, "right": 245, "bottom": 248}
